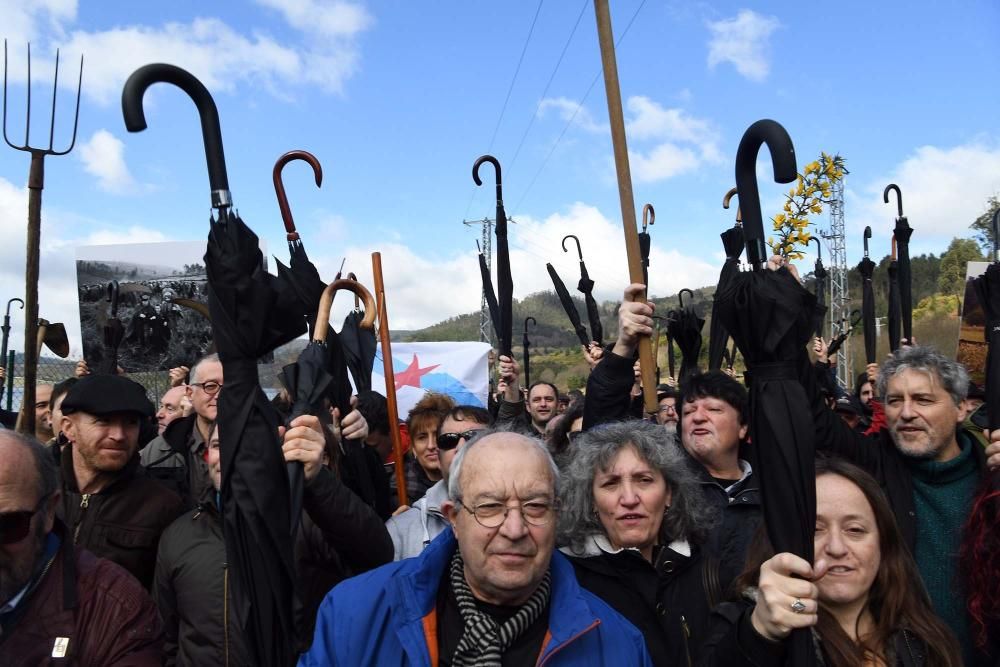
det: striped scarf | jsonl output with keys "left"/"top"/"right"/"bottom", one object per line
{"left": 449, "top": 550, "right": 551, "bottom": 667}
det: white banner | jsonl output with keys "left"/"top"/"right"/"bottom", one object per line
{"left": 370, "top": 341, "right": 492, "bottom": 417}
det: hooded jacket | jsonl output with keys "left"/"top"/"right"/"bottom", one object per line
{"left": 385, "top": 478, "right": 449, "bottom": 560}
{"left": 299, "top": 528, "right": 653, "bottom": 666}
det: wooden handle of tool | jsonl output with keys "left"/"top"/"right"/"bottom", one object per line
{"left": 312, "top": 279, "right": 376, "bottom": 342}
{"left": 372, "top": 252, "right": 408, "bottom": 507}
{"left": 594, "top": 0, "right": 657, "bottom": 415}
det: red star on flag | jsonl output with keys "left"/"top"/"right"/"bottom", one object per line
{"left": 394, "top": 354, "right": 440, "bottom": 390}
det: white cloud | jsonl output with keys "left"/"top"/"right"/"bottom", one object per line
{"left": 254, "top": 0, "right": 372, "bottom": 37}
{"left": 0, "top": 0, "right": 77, "bottom": 42}
{"left": 77, "top": 130, "right": 136, "bottom": 193}
{"left": 629, "top": 143, "right": 701, "bottom": 182}
{"left": 847, "top": 141, "right": 1000, "bottom": 256}
{"left": 537, "top": 97, "right": 605, "bottom": 133}
{"left": 624, "top": 96, "right": 723, "bottom": 183}
{"left": 706, "top": 10, "right": 781, "bottom": 82}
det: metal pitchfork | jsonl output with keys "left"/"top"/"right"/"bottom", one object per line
{"left": 3, "top": 41, "right": 83, "bottom": 436}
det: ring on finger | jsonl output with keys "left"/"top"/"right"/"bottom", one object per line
{"left": 790, "top": 598, "right": 807, "bottom": 614}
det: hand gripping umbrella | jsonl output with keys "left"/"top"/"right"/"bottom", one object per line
{"left": 811, "top": 237, "right": 828, "bottom": 339}
{"left": 0, "top": 297, "right": 23, "bottom": 404}
{"left": 718, "top": 118, "right": 818, "bottom": 667}
{"left": 667, "top": 289, "right": 704, "bottom": 382}
{"left": 522, "top": 316, "right": 536, "bottom": 387}
{"left": 562, "top": 234, "right": 603, "bottom": 346}
{"left": 858, "top": 227, "right": 877, "bottom": 364}
{"left": 887, "top": 235, "right": 902, "bottom": 353}
{"left": 640, "top": 204, "right": 654, "bottom": 288}
{"left": 884, "top": 184, "right": 914, "bottom": 345}
{"left": 546, "top": 262, "right": 590, "bottom": 346}
{"left": 474, "top": 155, "right": 513, "bottom": 358}
{"left": 123, "top": 63, "right": 303, "bottom": 667}
{"left": 99, "top": 281, "right": 125, "bottom": 374}
{"left": 709, "top": 187, "right": 744, "bottom": 370}
{"left": 972, "top": 208, "right": 1000, "bottom": 431}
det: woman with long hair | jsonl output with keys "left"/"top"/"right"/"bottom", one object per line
{"left": 960, "top": 469, "right": 1000, "bottom": 661}
{"left": 700, "top": 456, "right": 960, "bottom": 666}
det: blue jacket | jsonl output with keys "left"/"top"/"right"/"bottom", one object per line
{"left": 299, "top": 528, "right": 652, "bottom": 666}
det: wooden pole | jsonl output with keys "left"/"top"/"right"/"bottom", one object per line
{"left": 593, "top": 0, "right": 657, "bottom": 414}
{"left": 372, "top": 252, "right": 408, "bottom": 507}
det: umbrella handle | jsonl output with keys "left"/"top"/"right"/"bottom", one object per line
{"left": 642, "top": 203, "right": 655, "bottom": 233}
{"left": 121, "top": 64, "right": 231, "bottom": 209}
{"left": 863, "top": 226, "right": 871, "bottom": 257}
{"left": 313, "top": 279, "right": 376, "bottom": 342}
{"left": 273, "top": 150, "right": 323, "bottom": 241}
{"left": 561, "top": 235, "right": 583, "bottom": 261}
{"left": 472, "top": 155, "right": 503, "bottom": 205}
{"left": 722, "top": 187, "right": 742, "bottom": 224}
{"left": 524, "top": 316, "right": 536, "bottom": 335}
{"left": 678, "top": 288, "right": 694, "bottom": 310}
{"left": 883, "top": 183, "right": 903, "bottom": 218}
{"left": 734, "top": 120, "right": 798, "bottom": 269}
{"left": 810, "top": 236, "right": 822, "bottom": 262}
{"left": 5, "top": 298, "right": 24, "bottom": 319}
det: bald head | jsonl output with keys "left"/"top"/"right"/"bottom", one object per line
{"left": 447, "top": 431, "right": 559, "bottom": 501}
{"left": 0, "top": 431, "right": 57, "bottom": 503}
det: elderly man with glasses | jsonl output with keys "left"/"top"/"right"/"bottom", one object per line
{"left": 0, "top": 430, "right": 164, "bottom": 665}
{"left": 300, "top": 430, "right": 652, "bottom": 666}
{"left": 386, "top": 405, "right": 491, "bottom": 560}
{"left": 141, "top": 353, "right": 222, "bottom": 507}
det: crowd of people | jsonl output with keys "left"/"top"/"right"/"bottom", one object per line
{"left": 2, "top": 260, "right": 1000, "bottom": 666}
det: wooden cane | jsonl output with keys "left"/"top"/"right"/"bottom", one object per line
{"left": 372, "top": 253, "right": 408, "bottom": 507}
{"left": 593, "top": 0, "right": 657, "bottom": 415}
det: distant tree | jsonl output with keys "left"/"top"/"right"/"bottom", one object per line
{"left": 937, "top": 237, "right": 985, "bottom": 296}
{"left": 970, "top": 194, "right": 1000, "bottom": 253}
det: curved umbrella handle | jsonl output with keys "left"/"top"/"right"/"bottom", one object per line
{"left": 734, "top": 120, "right": 797, "bottom": 269}
{"left": 106, "top": 281, "right": 120, "bottom": 318}
{"left": 5, "top": 298, "right": 24, "bottom": 319}
{"left": 273, "top": 150, "right": 323, "bottom": 242}
{"left": 473, "top": 155, "right": 503, "bottom": 204}
{"left": 722, "top": 187, "right": 742, "bottom": 224}
{"left": 642, "top": 203, "right": 655, "bottom": 233}
{"left": 891, "top": 233, "right": 897, "bottom": 261}
{"left": 883, "top": 183, "right": 903, "bottom": 218}
{"left": 524, "top": 316, "right": 536, "bottom": 334}
{"left": 561, "top": 235, "right": 583, "bottom": 261}
{"left": 678, "top": 288, "right": 694, "bottom": 309}
{"left": 863, "top": 226, "right": 871, "bottom": 258}
{"left": 810, "top": 237, "right": 823, "bottom": 262}
{"left": 122, "top": 64, "right": 230, "bottom": 209}
{"left": 313, "top": 279, "right": 377, "bottom": 343}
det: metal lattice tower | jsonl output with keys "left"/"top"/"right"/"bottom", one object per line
{"left": 822, "top": 177, "right": 851, "bottom": 389}
{"left": 464, "top": 217, "right": 495, "bottom": 345}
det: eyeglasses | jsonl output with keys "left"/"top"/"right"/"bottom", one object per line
{"left": 657, "top": 405, "right": 677, "bottom": 414}
{"left": 0, "top": 494, "right": 50, "bottom": 545}
{"left": 456, "top": 499, "right": 558, "bottom": 528}
{"left": 436, "top": 430, "right": 481, "bottom": 451}
{"left": 191, "top": 381, "right": 223, "bottom": 395}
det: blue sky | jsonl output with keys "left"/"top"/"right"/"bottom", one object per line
{"left": 1, "top": 0, "right": 998, "bottom": 355}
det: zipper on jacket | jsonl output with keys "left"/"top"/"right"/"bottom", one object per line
{"left": 73, "top": 493, "right": 91, "bottom": 543}
{"left": 223, "top": 562, "right": 230, "bottom": 667}
{"left": 537, "top": 620, "right": 600, "bottom": 666}
{"left": 680, "top": 614, "right": 693, "bottom": 667}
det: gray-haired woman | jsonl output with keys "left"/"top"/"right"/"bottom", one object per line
{"left": 558, "top": 419, "right": 718, "bottom": 667}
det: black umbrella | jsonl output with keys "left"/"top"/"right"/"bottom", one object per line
{"left": 99, "top": 281, "right": 124, "bottom": 374}
{"left": 666, "top": 289, "right": 704, "bottom": 382}
{"left": 811, "top": 237, "right": 827, "bottom": 339}
{"left": 859, "top": 226, "right": 877, "bottom": 364}
{"left": 474, "top": 155, "right": 512, "bottom": 357}
{"left": 546, "top": 263, "right": 590, "bottom": 346}
{"left": 338, "top": 273, "right": 378, "bottom": 394}
{"left": 476, "top": 242, "right": 502, "bottom": 346}
{"left": 884, "top": 184, "right": 913, "bottom": 345}
{"left": 562, "top": 234, "right": 603, "bottom": 346}
{"left": 709, "top": 187, "right": 744, "bottom": 370}
{"left": 640, "top": 204, "right": 654, "bottom": 287}
{"left": 721, "top": 118, "right": 817, "bottom": 667}
{"left": 123, "top": 63, "right": 301, "bottom": 666}
{"left": 523, "top": 316, "right": 536, "bottom": 387}
{"left": 887, "top": 235, "right": 901, "bottom": 353}
{"left": 972, "top": 209, "right": 1000, "bottom": 431}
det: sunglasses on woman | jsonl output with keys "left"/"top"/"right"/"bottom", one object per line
{"left": 0, "top": 494, "right": 50, "bottom": 545}
{"left": 436, "top": 430, "right": 481, "bottom": 451}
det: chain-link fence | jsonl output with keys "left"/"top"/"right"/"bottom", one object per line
{"left": 2, "top": 356, "right": 172, "bottom": 413}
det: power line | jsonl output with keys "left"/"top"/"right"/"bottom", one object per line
{"left": 513, "top": 0, "right": 647, "bottom": 212}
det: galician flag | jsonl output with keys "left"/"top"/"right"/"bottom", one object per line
{"left": 371, "top": 341, "right": 492, "bottom": 417}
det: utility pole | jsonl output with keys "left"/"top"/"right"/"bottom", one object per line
{"left": 464, "top": 217, "right": 495, "bottom": 345}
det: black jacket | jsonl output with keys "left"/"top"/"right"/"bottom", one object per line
{"left": 153, "top": 464, "right": 394, "bottom": 665}
{"left": 59, "top": 449, "right": 184, "bottom": 589}
{"left": 140, "top": 413, "right": 210, "bottom": 510}
{"left": 699, "top": 599, "right": 934, "bottom": 667}
{"left": 567, "top": 540, "right": 721, "bottom": 667}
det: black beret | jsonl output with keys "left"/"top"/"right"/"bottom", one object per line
{"left": 60, "top": 374, "right": 154, "bottom": 418}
